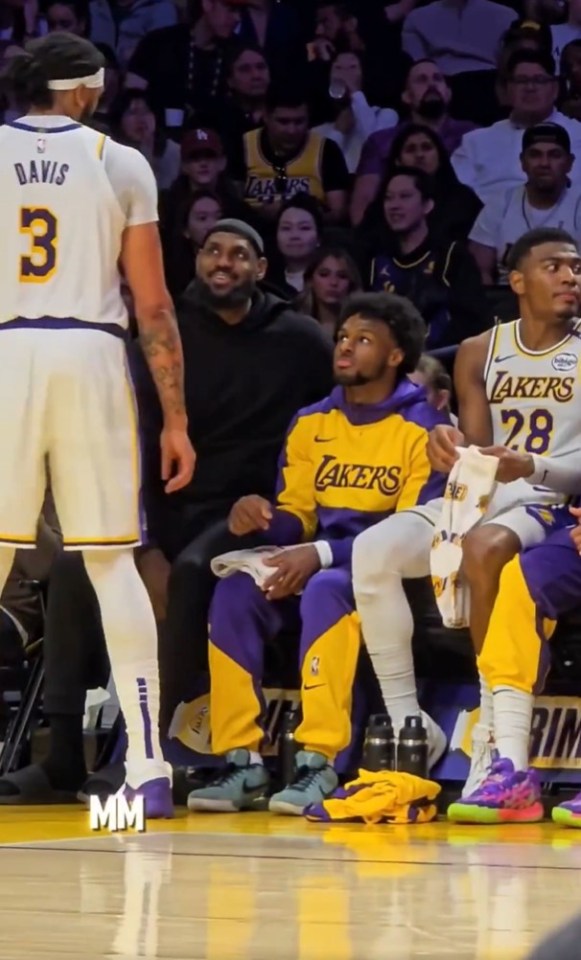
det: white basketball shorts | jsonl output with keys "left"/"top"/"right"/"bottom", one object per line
{"left": 0, "top": 325, "right": 144, "bottom": 550}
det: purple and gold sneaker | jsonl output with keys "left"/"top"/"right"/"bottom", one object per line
{"left": 447, "top": 758, "right": 544, "bottom": 824}
{"left": 552, "top": 793, "right": 581, "bottom": 828}
{"left": 122, "top": 777, "right": 174, "bottom": 819}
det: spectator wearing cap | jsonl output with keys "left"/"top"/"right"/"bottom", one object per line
{"left": 452, "top": 50, "right": 581, "bottom": 205}
{"left": 351, "top": 59, "right": 476, "bottom": 226}
{"left": 108, "top": 88, "right": 180, "bottom": 189}
{"left": 470, "top": 123, "right": 581, "bottom": 285}
{"left": 230, "top": 85, "right": 350, "bottom": 224}
{"left": 125, "top": 0, "right": 247, "bottom": 129}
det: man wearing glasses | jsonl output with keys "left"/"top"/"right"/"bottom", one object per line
{"left": 452, "top": 50, "right": 581, "bottom": 204}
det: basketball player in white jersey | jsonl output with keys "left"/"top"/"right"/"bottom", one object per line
{"left": 352, "top": 227, "right": 581, "bottom": 794}
{"left": 0, "top": 34, "right": 195, "bottom": 817}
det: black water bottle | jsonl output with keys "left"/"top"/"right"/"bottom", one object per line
{"left": 279, "top": 703, "right": 301, "bottom": 786}
{"left": 362, "top": 713, "right": 396, "bottom": 771}
{"left": 397, "top": 715, "right": 428, "bottom": 778}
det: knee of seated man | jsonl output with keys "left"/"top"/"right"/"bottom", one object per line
{"left": 461, "top": 525, "right": 520, "bottom": 583}
{"left": 299, "top": 567, "right": 352, "bottom": 620}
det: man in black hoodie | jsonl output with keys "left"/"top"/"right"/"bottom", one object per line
{"left": 0, "top": 219, "right": 333, "bottom": 803}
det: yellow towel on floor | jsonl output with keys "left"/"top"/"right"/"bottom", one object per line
{"left": 305, "top": 770, "right": 441, "bottom": 824}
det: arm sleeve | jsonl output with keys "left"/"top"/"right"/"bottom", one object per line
{"left": 527, "top": 453, "right": 581, "bottom": 496}
{"left": 103, "top": 140, "right": 159, "bottom": 225}
{"left": 451, "top": 134, "right": 477, "bottom": 191}
{"left": 401, "top": 11, "right": 428, "bottom": 61}
{"left": 468, "top": 195, "right": 502, "bottom": 248}
{"left": 321, "top": 138, "right": 351, "bottom": 193}
{"left": 267, "top": 415, "right": 318, "bottom": 544}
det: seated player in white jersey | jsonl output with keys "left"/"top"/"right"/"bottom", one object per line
{"left": 0, "top": 33, "right": 195, "bottom": 817}
{"left": 352, "top": 227, "right": 581, "bottom": 793}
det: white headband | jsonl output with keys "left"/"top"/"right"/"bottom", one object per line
{"left": 47, "top": 67, "right": 104, "bottom": 90}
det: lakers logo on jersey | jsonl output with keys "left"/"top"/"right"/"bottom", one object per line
{"left": 314, "top": 454, "right": 402, "bottom": 495}
{"left": 490, "top": 371, "right": 574, "bottom": 403}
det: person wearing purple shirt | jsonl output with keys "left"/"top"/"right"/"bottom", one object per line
{"left": 186, "top": 291, "right": 450, "bottom": 817}
{"left": 351, "top": 58, "right": 477, "bottom": 225}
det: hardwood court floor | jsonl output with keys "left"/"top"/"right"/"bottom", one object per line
{"left": 1, "top": 807, "right": 581, "bottom": 959}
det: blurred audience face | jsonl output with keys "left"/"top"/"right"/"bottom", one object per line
{"left": 562, "top": 42, "right": 581, "bottom": 94}
{"left": 397, "top": 131, "right": 440, "bottom": 175}
{"left": 202, "top": 0, "right": 242, "bottom": 39}
{"left": 383, "top": 174, "right": 432, "bottom": 235}
{"left": 521, "top": 141, "right": 572, "bottom": 194}
{"left": 506, "top": 61, "right": 557, "bottom": 119}
{"left": 315, "top": 4, "right": 346, "bottom": 42}
{"left": 183, "top": 149, "right": 225, "bottom": 188}
{"left": 277, "top": 206, "right": 320, "bottom": 265}
{"left": 330, "top": 52, "right": 362, "bottom": 92}
{"left": 402, "top": 61, "right": 451, "bottom": 120}
{"left": 196, "top": 231, "right": 266, "bottom": 308}
{"left": 46, "top": 0, "right": 86, "bottom": 33}
{"left": 186, "top": 195, "right": 223, "bottom": 249}
{"left": 311, "top": 255, "right": 354, "bottom": 309}
{"left": 120, "top": 96, "right": 155, "bottom": 144}
{"left": 229, "top": 49, "right": 270, "bottom": 100}
{"left": 266, "top": 104, "right": 309, "bottom": 154}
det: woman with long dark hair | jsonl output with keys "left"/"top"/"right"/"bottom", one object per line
{"left": 384, "top": 123, "right": 482, "bottom": 240}
{"left": 295, "top": 246, "right": 361, "bottom": 338}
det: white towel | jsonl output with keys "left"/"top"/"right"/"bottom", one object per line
{"left": 430, "top": 446, "right": 499, "bottom": 628}
{"left": 211, "top": 545, "right": 304, "bottom": 590}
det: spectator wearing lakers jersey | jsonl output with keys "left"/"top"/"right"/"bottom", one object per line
{"left": 452, "top": 51, "right": 581, "bottom": 206}
{"left": 230, "top": 86, "right": 350, "bottom": 224}
{"left": 295, "top": 245, "right": 362, "bottom": 339}
{"left": 470, "top": 123, "right": 581, "bottom": 285}
{"left": 364, "top": 167, "right": 488, "bottom": 348}
{"left": 187, "top": 291, "right": 450, "bottom": 816}
{"left": 559, "top": 40, "right": 581, "bottom": 120}
{"left": 351, "top": 59, "right": 477, "bottom": 226}
{"left": 269, "top": 195, "right": 324, "bottom": 297}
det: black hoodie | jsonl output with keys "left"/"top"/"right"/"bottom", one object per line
{"left": 134, "top": 284, "right": 334, "bottom": 533}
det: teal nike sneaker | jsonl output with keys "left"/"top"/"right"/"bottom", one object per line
{"left": 269, "top": 750, "right": 338, "bottom": 816}
{"left": 187, "top": 749, "right": 270, "bottom": 812}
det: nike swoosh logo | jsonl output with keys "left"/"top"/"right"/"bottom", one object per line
{"left": 304, "top": 683, "right": 325, "bottom": 691}
{"left": 314, "top": 437, "right": 335, "bottom": 443}
{"left": 494, "top": 354, "right": 516, "bottom": 363}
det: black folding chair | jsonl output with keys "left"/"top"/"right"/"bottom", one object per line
{"left": 0, "top": 581, "right": 46, "bottom": 775}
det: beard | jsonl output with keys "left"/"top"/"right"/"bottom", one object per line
{"left": 334, "top": 359, "right": 388, "bottom": 387}
{"left": 196, "top": 275, "right": 256, "bottom": 310}
{"left": 416, "top": 93, "right": 446, "bottom": 121}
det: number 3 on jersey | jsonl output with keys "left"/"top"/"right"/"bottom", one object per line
{"left": 501, "top": 408, "right": 553, "bottom": 455}
{"left": 19, "top": 207, "right": 57, "bottom": 282}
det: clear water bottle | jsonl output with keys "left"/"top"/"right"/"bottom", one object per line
{"left": 362, "top": 713, "right": 396, "bottom": 771}
{"left": 397, "top": 715, "right": 428, "bottom": 778}
{"left": 279, "top": 704, "right": 301, "bottom": 786}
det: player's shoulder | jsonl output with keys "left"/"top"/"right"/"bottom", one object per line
{"left": 100, "top": 136, "right": 153, "bottom": 174}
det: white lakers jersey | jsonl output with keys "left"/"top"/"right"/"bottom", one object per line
{"left": 0, "top": 114, "right": 158, "bottom": 330}
{"left": 484, "top": 318, "right": 581, "bottom": 504}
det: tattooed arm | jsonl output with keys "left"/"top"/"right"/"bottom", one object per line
{"left": 120, "top": 221, "right": 196, "bottom": 492}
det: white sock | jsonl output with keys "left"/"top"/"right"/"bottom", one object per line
{"left": 83, "top": 548, "right": 166, "bottom": 788}
{"left": 493, "top": 686, "right": 533, "bottom": 771}
{"left": 478, "top": 673, "right": 494, "bottom": 734}
{"left": 353, "top": 513, "right": 432, "bottom": 731}
{"left": 248, "top": 751, "right": 263, "bottom": 765}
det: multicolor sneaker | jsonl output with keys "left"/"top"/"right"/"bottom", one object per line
{"left": 552, "top": 793, "right": 581, "bottom": 828}
{"left": 461, "top": 723, "right": 495, "bottom": 798}
{"left": 269, "top": 750, "right": 338, "bottom": 816}
{"left": 447, "top": 757, "right": 544, "bottom": 824}
{"left": 121, "top": 777, "right": 174, "bottom": 819}
{"left": 187, "top": 749, "right": 270, "bottom": 812}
